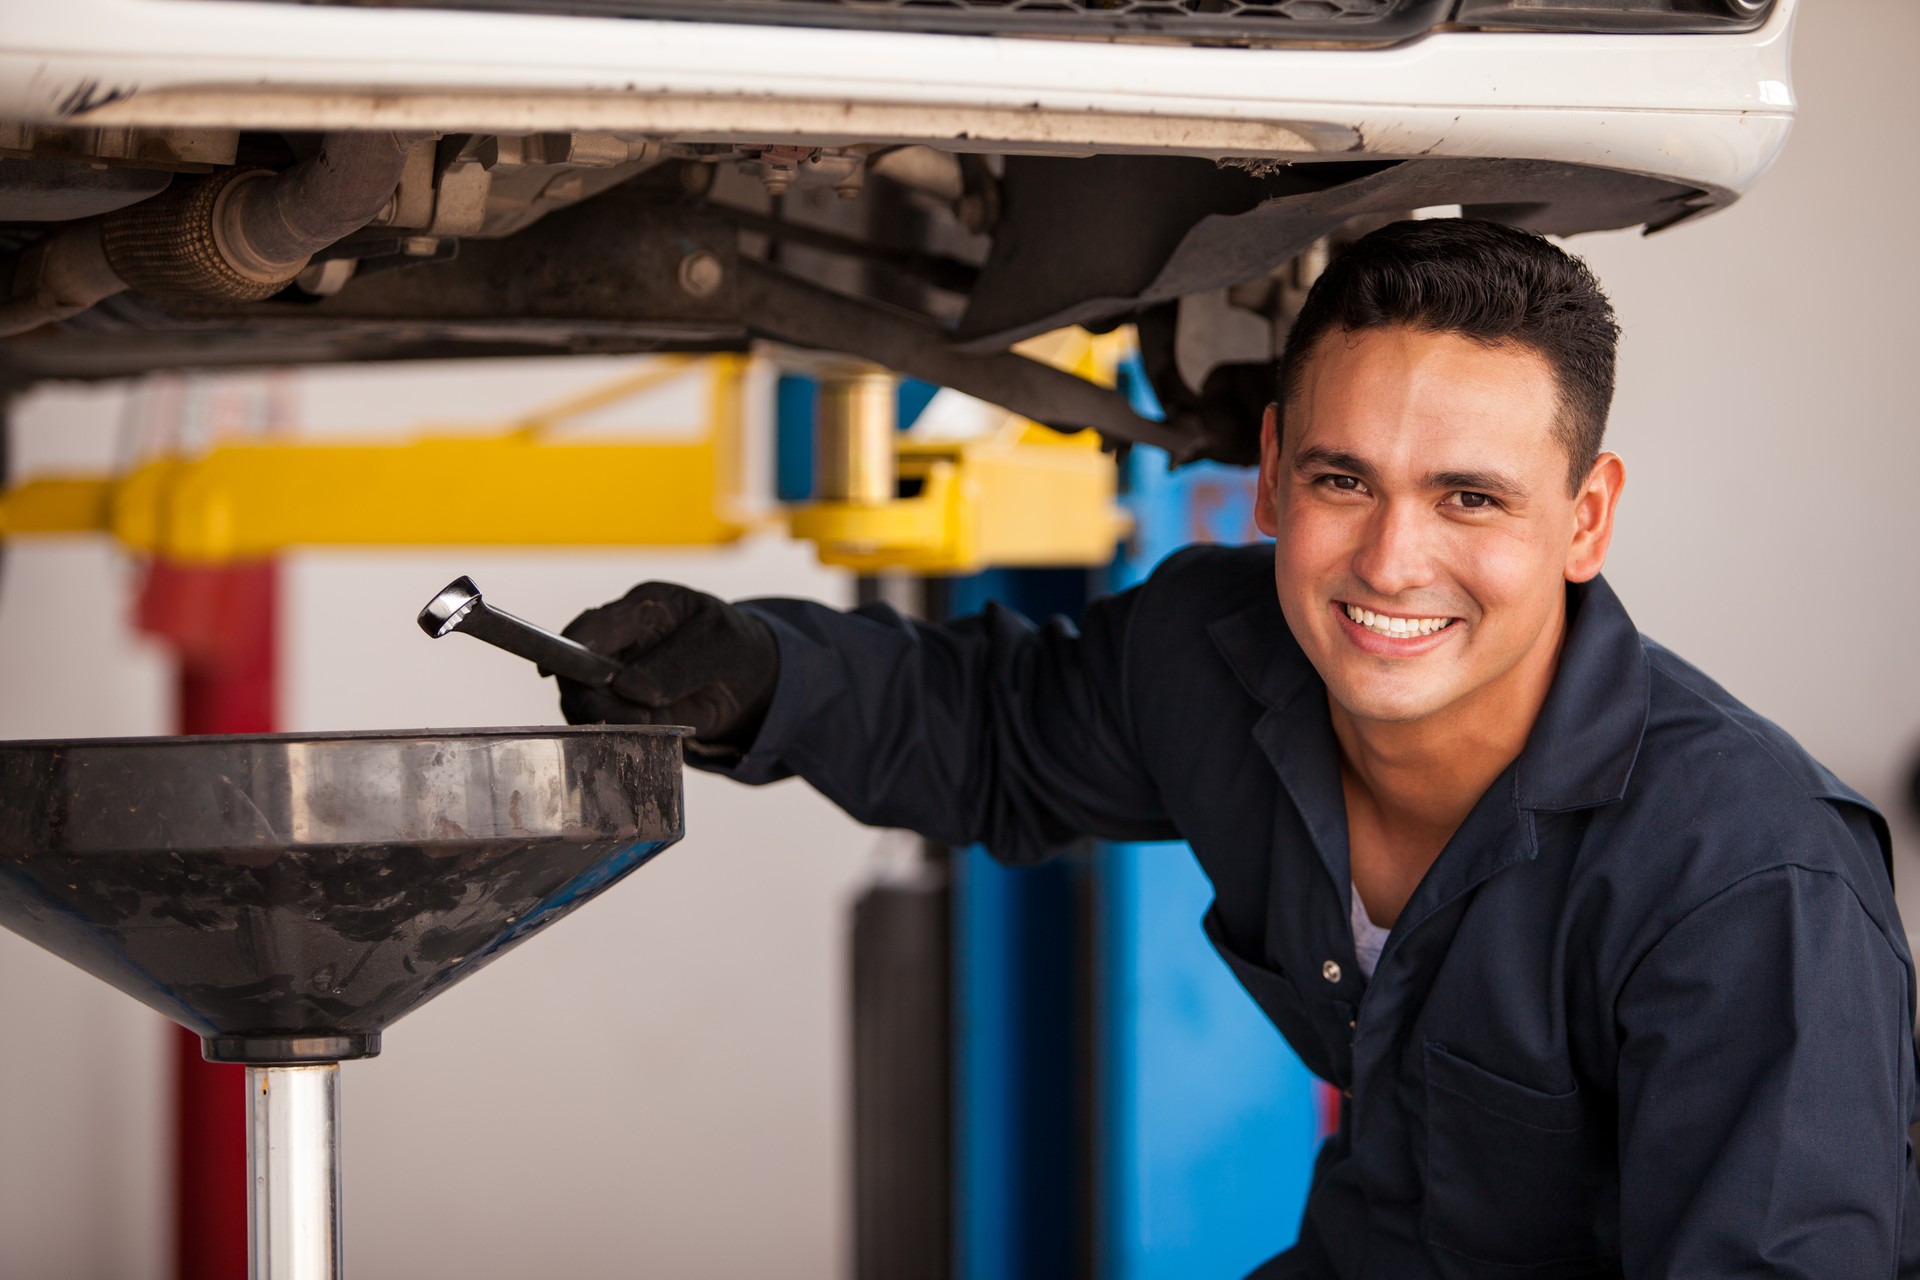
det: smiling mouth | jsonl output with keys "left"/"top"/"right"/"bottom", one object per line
{"left": 1341, "top": 602, "right": 1456, "bottom": 639}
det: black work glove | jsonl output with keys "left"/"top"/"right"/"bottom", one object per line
{"left": 556, "top": 582, "right": 779, "bottom": 756}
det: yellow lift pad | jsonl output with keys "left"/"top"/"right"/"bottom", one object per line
{"left": 790, "top": 422, "right": 1132, "bottom": 575}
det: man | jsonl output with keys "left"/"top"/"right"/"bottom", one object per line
{"left": 559, "top": 220, "right": 1920, "bottom": 1277}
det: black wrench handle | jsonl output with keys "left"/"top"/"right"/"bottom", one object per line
{"left": 419, "top": 577, "right": 623, "bottom": 687}
{"left": 459, "top": 601, "right": 624, "bottom": 687}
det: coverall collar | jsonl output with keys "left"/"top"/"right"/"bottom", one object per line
{"left": 1205, "top": 573, "right": 1651, "bottom": 945}
{"left": 1206, "top": 572, "right": 1651, "bottom": 817}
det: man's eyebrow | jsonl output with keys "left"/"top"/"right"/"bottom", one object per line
{"left": 1292, "top": 446, "right": 1378, "bottom": 482}
{"left": 1294, "top": 446, "right": 1531, "bottom": 502}
{"left": 1426, "top": 468, "right": 1529, "bottom": 502}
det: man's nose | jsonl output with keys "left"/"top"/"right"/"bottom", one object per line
{"left": 1350, "top": 501, "right": 1437, "bottom": 599}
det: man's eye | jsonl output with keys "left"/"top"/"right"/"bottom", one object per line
{"left": 1453, "top": 491, "right": 1495, "bottom": 510}
{"left": 1321, "top": 475, "right": 1362, "bottom": 492}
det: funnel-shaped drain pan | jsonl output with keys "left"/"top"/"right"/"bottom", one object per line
{"left": 0, "top": 726, "right": 684, "bottom": 1063}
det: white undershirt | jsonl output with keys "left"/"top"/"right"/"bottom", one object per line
{"left": 1350, "top": 883, "right": 1391, "bottom": 980}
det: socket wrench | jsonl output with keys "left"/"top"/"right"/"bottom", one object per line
{"left": 417, "top": 576, "right": 622, "bottom": 687}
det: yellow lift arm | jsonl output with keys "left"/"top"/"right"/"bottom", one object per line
{"left": 0, "top": 339, "right": 1136, "bottom": 574}
{"left": 0, "top": 357, "right": 754, "bottom": 560}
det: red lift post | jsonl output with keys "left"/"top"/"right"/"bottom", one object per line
{"left": 138, "top": 550, "right": 280, "bottom": 1280}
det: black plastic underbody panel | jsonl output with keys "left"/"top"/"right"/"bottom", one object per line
{"left": 1457, "top": 0, "right": 1769, "bottom": 34}
{"left": 224, "top": 0, "right": 1773, "bottom": 42}
{"left": 254, "top": 0, "right": 1462, "bottom": 46}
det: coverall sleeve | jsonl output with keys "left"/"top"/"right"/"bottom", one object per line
{"left": 708, "top": 582, "right": 1180, "bottom": 862}
{"left": 1613, "top": 862, "right": 1916, "bottom": 1278}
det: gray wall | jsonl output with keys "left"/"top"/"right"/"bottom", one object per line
{"left": 1575, "top": 0, "right": 1920, "bottom": 919}
{"left": 2, "top": 0, "right": 1916, "bottom": 1273}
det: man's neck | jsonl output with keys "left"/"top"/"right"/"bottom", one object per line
{"left": 1332, "top": 604, "right": 1567, "bottom": 922}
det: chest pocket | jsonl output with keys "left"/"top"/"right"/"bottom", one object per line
{"left": 1423, "top": 1041, "right": 1618, "bottom": 1278}
{"left": 1202, "top": 906, "right": 1345, "bottom": 1084}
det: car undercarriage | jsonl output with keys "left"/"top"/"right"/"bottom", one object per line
{"left": 0, "top": 0, "right": 1795, "bottom": 463}
{"left": 0, "top": 128, "right": 1753, "bottom": 465}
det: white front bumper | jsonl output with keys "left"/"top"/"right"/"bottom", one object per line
{"left": 0, "top": 0, "right": 1794, "bottom": 196}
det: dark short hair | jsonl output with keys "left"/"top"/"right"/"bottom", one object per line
{"left": 1275, "top": 218, "right": 1619, "bottom": 494}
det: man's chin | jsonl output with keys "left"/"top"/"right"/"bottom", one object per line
{"left": 1322, "top": 674, "right": 1455, "bottom": 726}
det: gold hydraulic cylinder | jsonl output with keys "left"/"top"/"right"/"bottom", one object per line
{"left": 814, "top": 368, "right": 897, "bottom": 506}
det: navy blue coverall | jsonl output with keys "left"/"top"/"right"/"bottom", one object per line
{"left": 717, "top": 543, "right": 1920, "bottom": 1278}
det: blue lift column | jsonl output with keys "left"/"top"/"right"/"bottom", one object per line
{"left": 1093, "top": 359, "right": 1323, "bottom": 1280}
{"left": 947, "top": 566, "right": 1100, "bottom": 1280}
{"left": 952, "top": 360, "right": 1324, "bottom": 1280}
{"left": 779, "top": 361, "right": 1323, "bottom": 1279}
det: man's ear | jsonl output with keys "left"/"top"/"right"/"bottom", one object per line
{"left": 1255, "top": 403, "right": 1281, "bottom": 538}
{"left": 1564, "top": 452, "right": 1625, "bottom": 583}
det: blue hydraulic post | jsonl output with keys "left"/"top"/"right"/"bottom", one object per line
{"left": 788, "top": 358, "right": 1323, "bottom": 1279}
{"left": 1096, "top": 357, "right": 1322, "bottom": 1279}
{"left": 774, "top": 372, "right": 818, "bottom": 501}
{"left": 949, "top": 567, "right": 1097, "bottom": 1280}
{"left": 787, "top": 368, "right": 963, "bottom": 1280}
{"left": 783, "top": 361, "right": 1093, "bottom": 1278}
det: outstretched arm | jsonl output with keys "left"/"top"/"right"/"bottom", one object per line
{"left": 725, "top": 588, "right": 1178, "bottom": 861}
{"left": 560, "top": 580, "right": 1179, "bottom": 863}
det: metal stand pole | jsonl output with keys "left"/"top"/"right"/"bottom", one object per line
{"left": 247, "top": 1064, "right": 343, "bottom": 1280}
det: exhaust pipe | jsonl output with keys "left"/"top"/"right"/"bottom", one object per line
{"left": 0, "top": 131, "right": 431, "bottom": 337}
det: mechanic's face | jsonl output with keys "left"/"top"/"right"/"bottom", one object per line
{"left": 1254, "top": 325, "right": 1623, "bottom": 730}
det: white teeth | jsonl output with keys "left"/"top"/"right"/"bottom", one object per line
{"left": 1343, "top": 603, "right": 1453, "bottom": 639}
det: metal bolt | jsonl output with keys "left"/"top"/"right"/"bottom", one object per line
{"left": 834, "top": 167, "right": 867, "bottom": 201}
{"left": 677, "top": 251, "right": 724, "bottom": 299}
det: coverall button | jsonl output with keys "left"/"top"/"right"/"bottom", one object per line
{"left": 1322, "top": 959, "right": 1342, "bottom": 983}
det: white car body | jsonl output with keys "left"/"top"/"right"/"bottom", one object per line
{"left": 0, "top": 0, "right": 1799, "bottom": 462}
{"left": 3, "top": 0, "right": 1794, "bottom": 196}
